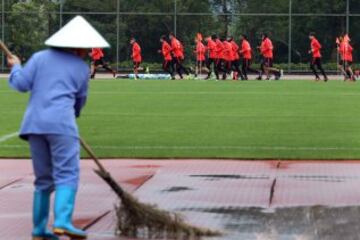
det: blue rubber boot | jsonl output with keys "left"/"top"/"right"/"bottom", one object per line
{"left": 32, "top": 191, "right": 59, "bottom": 240}
{"left": 53, "top": 187, "right": 87, "bottom": 239}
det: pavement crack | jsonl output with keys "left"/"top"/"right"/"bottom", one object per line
{"left": 269, "top": 161, "right": 281, "bottom": 206}
{"left": 83, "top": 210, "right": 111, "bottom": 231}
{"left": 133, "top": 172, "right": 157, "bottom": 192}
{"left": 0, "top": 178, "right": 23, "bottom": 190}
{"left": 269, "top": 178, "right": 277, "bottom": 206}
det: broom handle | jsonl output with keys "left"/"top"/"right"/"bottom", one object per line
{"left": 80, "top": 137, "right": 127, "bottom": 199}
{"left": 79, "top": 137, "right": 108, "bottom": 174}
{"left": 0, "top": 40, "right": 13, "bottom": 57}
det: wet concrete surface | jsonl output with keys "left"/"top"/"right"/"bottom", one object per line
{"left": 184, "top": 206, "right": 360, "bottom": 240}
{"left": 133, "top": 160, "right": 360, "bottom": 240}
{"left": 2, "top": 159, "right": 360, "bottom": 240}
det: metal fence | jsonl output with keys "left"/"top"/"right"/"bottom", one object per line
{"left": 1, "top": 0, "right": 360, "bottom": 73}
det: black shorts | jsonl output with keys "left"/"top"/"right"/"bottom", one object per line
{"left": 243, "top": 58, "right": 252, "bottom": 66}
{"left": 311, "top": 57, "right": 322, "bottom": 65}
{"left": 340, "top": 60, "right": 352, "bottom": 67}
{"left": 262, "top": 58, "right": 273, "bottom": 67}
{"left": 92, "top": 58, "right": 106, "bottom": 66}
{"left": 133, "top": 61, "right": 141, "bottom": 67}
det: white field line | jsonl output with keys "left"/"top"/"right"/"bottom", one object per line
{"left": 79, "top": 112, "right": 360, "bottom": 119}
{"left": 88, "top": 91, "right": 360, "bottom": 96}
{"left": 1, "top": 144, "right": 360, "bottom": 152}
{"left": 4, "top": 111, "right": 360, "bottom": 119}
{"left": 0, "top": 132, "right": 18, "bottom": 143}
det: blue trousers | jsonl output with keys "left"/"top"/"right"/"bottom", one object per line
{"left": 29, "top": 134, "right": 80, "bottom": 192}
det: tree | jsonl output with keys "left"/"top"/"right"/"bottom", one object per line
{"left": 7, "top": 0, "right": 57, "bottom": 59}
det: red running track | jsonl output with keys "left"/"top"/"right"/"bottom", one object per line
{"left": 1, "top": 159, "right": 360, "bottom": 239}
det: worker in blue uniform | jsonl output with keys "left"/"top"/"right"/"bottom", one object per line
{"left": 7, "top": 16, "right": 110, "bottom": 240}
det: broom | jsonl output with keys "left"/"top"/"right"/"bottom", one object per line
{"left": 0, "top": 40, "right": 13, "bottom": 58}
{"left": 80, "top": 138, "right": 221, "bottom": 239}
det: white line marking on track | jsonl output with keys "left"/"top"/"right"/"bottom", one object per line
{"left": 0, "top": 132, "right": 18, "bottom": 143}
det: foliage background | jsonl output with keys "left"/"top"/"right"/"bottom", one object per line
{"left": 0, "top": 0, "right": 360, "bottom": 71}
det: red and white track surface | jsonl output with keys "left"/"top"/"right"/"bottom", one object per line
{"left": 2, "top": 159, "right": 360, "bottom": 240}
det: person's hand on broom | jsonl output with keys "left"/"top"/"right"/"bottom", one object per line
{"left": 7, "top": 54, "right": 21, "bottom": 68}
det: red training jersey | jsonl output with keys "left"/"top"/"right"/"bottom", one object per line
{"left": 223, "top": 41, "right": 234, "bottom": 61}
{"left": 230, "top": 40, "right": 240, "bottom": 60}
{"left": 260, "top": 38, "right": 273, "bottom": 59}
{"left": 171, "top": 37, "right": 184, "bottom": 59}
{"left": 311, "top": 38, "right": 322, "bottom": 58}
{"left": 207, "top": 39, "right": 217, "bottom": 59}
{"left": 196, "top": 41, "right": 206, "bottom": 61}
{"left": 162, "top": 41, "right": 172, "bottom": 61}
{"left": 215, "top": 39, "right": 224, "bottom": 59}
{"left": 91, "top": 48, "right": 104, "bottom": 60}
{"left": 338, "top": 42, "right": 344, "bottom": 59}
{"left": 241, "top": 39, "right": 252, "bottom": 60}
{"left": 132, "top": 42, "right": 142, "bottom": 62}
{"left": 339, "top": 41, "right": 353, "bottom": 62}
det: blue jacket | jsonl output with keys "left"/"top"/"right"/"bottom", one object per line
{"left": 9, "top": 48, "right": 90, "bottom": 140}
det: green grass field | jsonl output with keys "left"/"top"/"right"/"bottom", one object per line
{"left": 1, "top": 78, "right": 360, "bottom": 159}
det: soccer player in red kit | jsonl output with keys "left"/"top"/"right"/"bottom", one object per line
{"left": 169, "top": 32, "right": 190, "bottom": 79}
{"left": 336, "top": 36, "right": 347, "bottom": 78}
{"left": 222, "top": 38, "right": 233, "bottom": 80}
{"left": 229, "top": 37, "right": 245, "bottom": 80}
{"left": 215, "top": 36, "right": 225, "bottom": 79}
{"left": 159, "top": 35, "right": 175, "bottom": 79}
{"left": 337, "top": 34, "right": 355, "bottom": 81}
{"left": 205, "top": 35, "right": 219, "bottom": 80}
{"left": 194, "top": 34, "right": 207, "bottom": 77}
{"left": 239, "top": 34, "right": 260, "bottom": 80}
{"left": 130, "top": 37, "right": 142, "bottom": 79}
{"left": 257, "top": 33, "right": 282, "bottom": 80}
{"left": 308, "top": 33, "right": 328, "bottom": 81}
{"left": 90, "top": 48, "right": 116, "bottom": 79}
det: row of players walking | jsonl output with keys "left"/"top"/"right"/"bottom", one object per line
{"left": 158, "top": 32, "right": 282, "bottom": 80}
{"left": 92, "top": 32, "right": 355, "bottom": 81}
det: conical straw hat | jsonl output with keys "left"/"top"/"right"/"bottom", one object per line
{"left": 45, "top": 15, "right": 110, "bottom": 48}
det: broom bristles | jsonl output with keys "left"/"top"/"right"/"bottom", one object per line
{"left": 81, "top": 138, "right": 221, "bottom": 239}
{"left": 115, "top": 190, "right": 221, "bottom": 239}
